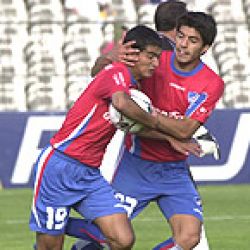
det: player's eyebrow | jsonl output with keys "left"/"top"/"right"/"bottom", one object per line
{"left": 178, "top": 30, "right": 201, "bottom": 42}
{"left": 144, "top": 50, "right": 161, "bottom": 58}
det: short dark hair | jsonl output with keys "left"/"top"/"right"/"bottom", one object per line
{"left": 176, "top": 11, "right": 217, "bottom": 46}
{"left": 123, "top": 25, "right": 162, "bottom": 51}
{"left": 154, "top": 0, "right": 187, "bottom": 32}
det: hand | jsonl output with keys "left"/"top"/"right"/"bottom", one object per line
{"left": 168, "top": 137, "right": 202, "bottom": 157}
{"left": 193, "top": 126, "right": 221, "bottom": 160}
{"left": 107, "top": 30, "right": 140, "bottom": 66}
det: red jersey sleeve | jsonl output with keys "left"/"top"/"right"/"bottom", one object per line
{"left": 93, "top": 63, "right": 132, "bottom": 101}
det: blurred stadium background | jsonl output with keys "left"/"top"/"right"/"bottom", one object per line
{"left": 0, "top": 0, "right": 249, "bottom": 111}
{"left": 0, "top": 0, "right": 250, "bottom": 249}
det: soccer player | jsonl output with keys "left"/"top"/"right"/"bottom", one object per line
{"left": 68, "top": 10, "right": 224, "bottom": 250}
{"left": 90, "top": 2, "right": 216, "bottom": 249}
{"left": 29, "top": 25, "right": 165, "bottom": 250}
{"left": 114, "top": 11, "right": 224, "bottom": 250}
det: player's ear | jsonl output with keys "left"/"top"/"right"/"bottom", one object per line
{"left": 200, "top": 45, "right": 210, "bottom": 56}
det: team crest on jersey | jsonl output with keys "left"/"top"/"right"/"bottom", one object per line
{"left": 186, "top": 91, "right": 208, "bottom": 117}
{"left": 188, "top": 91, "right": 207, "bottom": 104}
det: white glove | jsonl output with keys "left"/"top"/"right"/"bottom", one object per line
{"left": 193, "top": 126, "right": 220, "bottom": 160}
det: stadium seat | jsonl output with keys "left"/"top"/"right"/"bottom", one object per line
{"left": 208, "top": 0, "right": 249, "bottom": 108}
{"left": 0, "top": 0, "right": 249, "bottom": 110}
{"left": 111, "top": 0, "right": 137, "bottom": 26}
{"left": 137, "top": 3, "right": 157, "bottom": 28}
{"left": 242, "top": 0, "right": 250, "bottom": 28}
{"left": 0, "top": 0, "right": 28, "bottom": 110}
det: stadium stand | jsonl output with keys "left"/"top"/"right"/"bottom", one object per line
{"left": 98, "top": 0, "right": 115, "bottom": 54}
{"left": 111, "top": 0, "right": 137, "bottom": 28}
{"left": 137, "top": 3, "right": 157, "bottom": 28}
{"left": 0, "top": 0, "right": 249, "bottom": 110}
{"left": 24, "top": 0, "right": 66, "bottom": 111}
{"left": 0, "top": 0, "right": 27, "bottom": 110}
{"left": 243, "top": 0, "right": 250, "bottom": 28}
{"left": 208, "top": 0, "right": 250, "bottom": 107}
{"left": 64, "top": 1, "right": 103, "bottom": 107}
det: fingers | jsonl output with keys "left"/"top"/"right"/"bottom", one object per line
{"left": 118, "top": 30, "right": 127, "bottom": 45}
{"left": 175, "top": 142, "right": 202, "bottom": 157}
{"left": 119, "top": 54, "right": 139, "bottom": 66}
{"left": 120, "top": 59, "right": 137, "bottom": 67}
{"left": 119, "top": 51, "right": 139, "bottom": 66}
{"left": 179, "top": 147, "right": 191, "bottom": 156}
{"left": 120, "top": 41, "right": 140, "bottom": 56}
{"left": 121, "top": 40, "right": 136, "bottom": 50}
{"left": 188, "top": 144, "right": 203, "bottom": 157}
{"left": 115, "top": 38, "right": 140, "bottom": 66}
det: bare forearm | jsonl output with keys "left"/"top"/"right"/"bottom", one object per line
{"left": 155, "top": 113, "right": 200, "bottom": 140}
{"left": 91, "top": 55, "right": 112, "bottom": 77}
{"left": 113, "top": 92, "right": 200, "bottom": 140}
{"left": 137, "top": 128, "right": 170, "bottom": 140}
{"left": 136, "top": 128, "right": 202, "bottom": 157}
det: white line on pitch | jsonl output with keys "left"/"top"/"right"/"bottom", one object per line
{"left": 5, "top": 219, "right": 27, "bottom": 224}
{"left": 134, "top": 215, "right": 250, "bottom": 222}
{"left": 4, "top": 215, "right": 250, "bottom": 225}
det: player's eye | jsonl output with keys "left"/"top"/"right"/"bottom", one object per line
{"left": 146, "top": 52, "right": 159, "bottom": 61}
{"left": 176, "top": 31, "right": 184, "bottom": 39}
{"left": 189, "top": 38, "right": 199, "bottom": 44}
{"left": 147, "top": 54, "right": 154, "bottom": 60}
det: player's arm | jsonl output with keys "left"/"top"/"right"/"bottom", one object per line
{"left": 112, "top": 91, "right": 219, "bottom": 159}
{"left": 112, "top": 90, "right": 220, "bottom": 159}
{"left": 91, "top": 32, "right": 139, "bottom": 77}
{"left": 137, "top": 128, "right": 202, "bottom": 157}
{"left": 112, "top": 93, "right": 199, "bottom": 140}
{"left": 111, "top": 91, "right": 158, "bottom": 129}
{"left": 167, "top": 135, "right": 202, "bottom": 157}
{"left": 155, "top": 113, "right": 201, "bottom": 140}
{"left": 112, "top": 92, "right": 200, "bottom": 157}
{"left": 152, "top": 107, "right": 221, "bottom": 158}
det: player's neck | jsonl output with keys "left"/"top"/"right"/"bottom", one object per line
{"left": 129, "top": 67, "right": 140, "bottom": 81}
{"left": 174, "top": 57, "right": 201, "bottom": 72}
{"left": 159, "top": 30, "right": 176, "bottom": 43}
{"left": 127, "top": 67, "right": 142, "bottom": 90}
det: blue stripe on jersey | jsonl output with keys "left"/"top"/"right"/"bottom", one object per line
{"left": 185, "top": 92, "right": 208, "bottom": 117}
{"left": 128, "top": 68, "right": 138, "bottom": 86}
{"left": 129, "top": 135, "right": 141, "bottom": 156}
{"left": 170, "top": 52, "right": 204, "bottom": 76}
{"left": 53, "top": 104, "right": 97, "bottom": 152}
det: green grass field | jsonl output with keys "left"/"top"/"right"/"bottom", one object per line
{"left": 0, "top": 185, "right": 250, "bottom": 250}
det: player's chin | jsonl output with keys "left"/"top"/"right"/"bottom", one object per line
{"left": 176, "top": 54, "right": 191, "bottom": 64}
{"left": 143, "top": 69, "right": 155, "bottom": 78}
{"left": 177, "top": 58, "right": 192, "bottom": 67}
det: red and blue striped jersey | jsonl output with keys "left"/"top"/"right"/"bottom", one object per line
{"left": 51, "top": 62, "right": 137, "bottom": 167}
{"left": 126, "top": 51, "right": 224, "bottom": 162}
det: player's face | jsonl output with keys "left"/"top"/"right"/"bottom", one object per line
{"left": 133, "top": 45, "right": 162, "bottom": 79}
{"left": 175, "top": 26, "right": 209, "bottom": 70}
